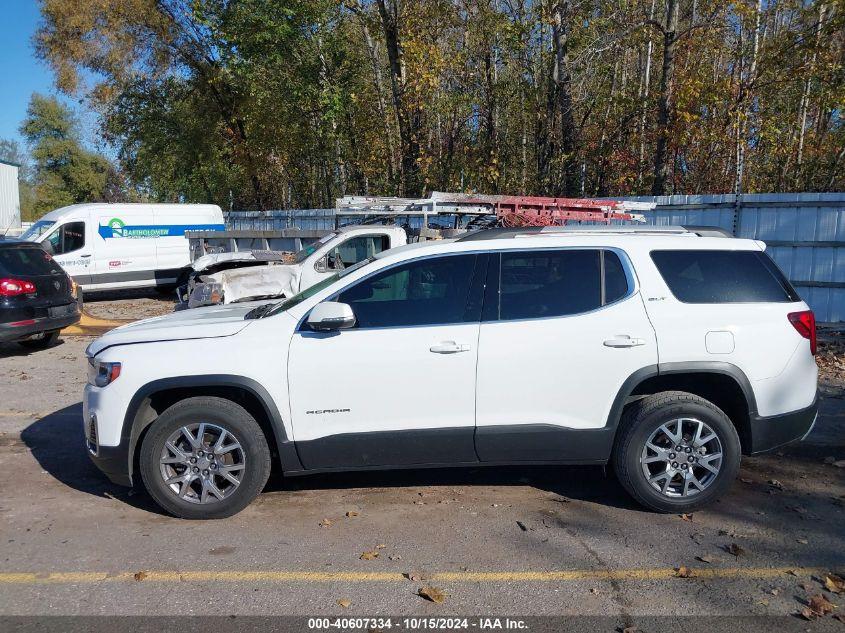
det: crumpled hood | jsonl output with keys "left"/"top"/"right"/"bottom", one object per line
{"left": 86, "top": 302, "right": 267, "bottom": 356}
{"left": 214, "top": 263, "right": 302, "bottom": 303}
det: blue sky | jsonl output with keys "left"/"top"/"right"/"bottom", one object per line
{"left": 0, "top": 1, "right": 93, "bottom": 151}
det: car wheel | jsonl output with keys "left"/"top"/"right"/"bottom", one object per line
{"left": 18, "top": 330, "right": 60, "bottom": 350}
{"left": 139, "top": 397, "right": 271, "bottom": 519}
{"left": 613, "top": 391, "right": 741, "bottom": 513}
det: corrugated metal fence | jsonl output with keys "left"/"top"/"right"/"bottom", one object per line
{"left": 226, "top": 192, "right": 845, "bottom": 322}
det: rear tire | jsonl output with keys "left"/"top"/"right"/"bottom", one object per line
{"left": 18, "top": 330, "right": 60, "bottom": 350}
{"left": 139, "top": 397, "right": 271, "bottom": 519}
{"left": 613, "top": 391, "right": 741, "bottom": 513}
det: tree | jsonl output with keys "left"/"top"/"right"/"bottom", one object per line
{"left": 20, "top": 94, "right": 118, "bottom": 215}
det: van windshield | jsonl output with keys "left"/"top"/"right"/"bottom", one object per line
{"left": 20, "top": 221, "right": 56, "bottom": 241}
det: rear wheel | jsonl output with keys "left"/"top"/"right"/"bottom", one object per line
{"left": 613, "top": 391, "right": 741, "bottom": 513}
{"left": 139, "top": 397, "right": 271, "bottom": 519}
{"left": 18, "top": 330, "right": 60, "bottom": 350}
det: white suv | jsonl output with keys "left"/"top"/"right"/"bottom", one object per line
{"left": 84, "top": 226, "right": 818, "bottom": 519}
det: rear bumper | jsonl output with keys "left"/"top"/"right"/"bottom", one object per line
{"left": 0, "top": 309, "right": 80, "bottom": 342}
{"left": 748, "top": 394, "right": 818, "bottom": 454}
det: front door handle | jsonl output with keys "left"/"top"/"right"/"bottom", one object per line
{"left": 80, "top": 254, "right": 92, "bottom": 258}
{"left": 603, "top": 335, "right": 645, "bottom": 348}
{"left": 430, "top": 341, "right": 471, "bottom": 354}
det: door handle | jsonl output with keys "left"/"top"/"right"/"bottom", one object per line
{"left": 80, "top": 254, "right": 92, "bottom": 258}
{"left": 430, "top": 341, "right": 471, "bottom": 354}
{"left": 603, "top": 335, "right": 645, "bottom": 348}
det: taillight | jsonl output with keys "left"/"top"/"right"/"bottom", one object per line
{"left": 788, "top": 310, "right": 816, "bottom": 355}
{"left": 0, "top": 279, "right": 36, "bottom": 296}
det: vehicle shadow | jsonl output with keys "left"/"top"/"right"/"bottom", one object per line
{"left": 22, "top": 402, "right": 638, "bottom": 515}
{"left": 0, "top": 338, "right": 66, "bottom": 359}
{"left": 19, "top": 402, "right": 166, "bottom": 515}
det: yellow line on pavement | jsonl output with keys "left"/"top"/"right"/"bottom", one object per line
{"left": 0, "top": 567, "right": 828, "bottom": 585}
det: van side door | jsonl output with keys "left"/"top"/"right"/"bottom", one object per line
{"left": 474, "top": 248, "right": 658, "bottom": 463}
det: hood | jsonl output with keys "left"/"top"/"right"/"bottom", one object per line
{"left": 86, "top": 302, "right": 267, "bottom": 356}
{"left": 216, "top": 263, "right": 301, "bottom": 303}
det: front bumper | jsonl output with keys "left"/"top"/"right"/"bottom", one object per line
{"left": 748, "top": 394, "right": 818, "bottom": 454}
{"left": 0, "top": 307, "right": 80, "bottom": 342}
{"left": 83, "top": 384, "right": 132, "bottom": 487}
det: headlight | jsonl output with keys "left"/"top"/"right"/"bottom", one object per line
{"left": 87, "top": 357, "right": 121, "bottom": 387}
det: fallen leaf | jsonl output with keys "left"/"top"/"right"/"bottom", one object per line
{"left": 797, "top": 538, "right": 809, "bottom": 545}
{"left": 740, "top": 478, "right": 754, "bottom": 484}
{"left": 589, "top": 587, "right": 599, "bottom": 594}
{"left": 346, "top": 511, "right": 359, "bottom": 517}
{"left": 405, "top": 572, "right": 430, "bottom": 582}
{"left": 768, "top": 479, "right": 784, "bottom": 490}
{"left": 786, "top": 569, "right": 799, "bottom": 577}
{"left": 680, "top": 513, "right": 693, "bottom": 522}
{"left": 800, "top": 607, "right": 817, "bottom": 621}
{"left": 319, "top": 518, "right": 333, "bottom": 528}
{"left": 133, "top": 571, "right": 148, "bottom": 581}
{"left": 337, "top": 599, "right": 351, "bottom": 608}
{"left": 376, "top": 543, "right": 386, "bottom": 549}
{"left": 726, "top": 543, "right": 746, "bottom": 557}
{"left": 807, "top": 594, "right": 836, "bottom": 617}
{"left": 622, "top": 627, "right": 639, "bottom": 633}
{"left": 388, "top": 555, "right": 402, "bottom": 561}
{"left": 758, "top": 599, "right": 770, "bottom": 606}
{"left": 418, "top": 586, "right": 447, "bottom": 603}
{"left": 695, "top": 555, "right": 713, "bottom": 564}
{"left": 360, "top": 550, "right": 379, "bottom": 560}
{"left": 825, "top": 574, "right": 845, "bottom": 594}
{"left": 674, "top": 566, "right": 694, "bottom": 578}
{"left": 516, "top": 521, "right": 528, "bottom": 531}
{"left": 770, "top": 588, "right": 780, "bottom": 596}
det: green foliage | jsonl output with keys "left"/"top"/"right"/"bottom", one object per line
{"left": 20, "top": 94, "right": 119, "bottom": 216}
{"left": 33, "top": 0, "right": 845, "bottom": 208}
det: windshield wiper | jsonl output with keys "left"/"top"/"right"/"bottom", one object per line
{"left": 244, "top": 302, "right": 278, "bottom": 319}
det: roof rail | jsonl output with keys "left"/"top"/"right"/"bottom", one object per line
{"left": 457, "top": 224, "right": 732, "bottom": 242}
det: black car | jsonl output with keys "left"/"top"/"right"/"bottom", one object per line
{"left": 0, "top": 239, "right": 80, "bottom": 349}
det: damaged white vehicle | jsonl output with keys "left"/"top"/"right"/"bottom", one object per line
{"left": 180, "top": 225, "right": 407, "bottom": 308}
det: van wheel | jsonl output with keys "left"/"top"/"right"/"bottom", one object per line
{"left": 18, "top": 330, "right": 60, "bottom": 350}
{"left": 613, "top": 391, "right": 740, "bottom": 513}
{"left": 139, "top": 397, "right": 271, "bottom": 519}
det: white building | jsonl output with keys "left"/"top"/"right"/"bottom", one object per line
{"left": 0, "top": 159, "right": 21, "bottom": 233}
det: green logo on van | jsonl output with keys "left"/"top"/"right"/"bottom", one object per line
{"left": 107, "top": 217, "right": 126, "bottom": 237}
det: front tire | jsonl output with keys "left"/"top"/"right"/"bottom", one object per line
{"left": 613, "top": 391, "right": 741, "bottom": 513}
{"left": 139, "top": 397, "right": 271, "bottom": 519}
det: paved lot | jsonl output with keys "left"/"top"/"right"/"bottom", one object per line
{"left": 0, "top": 294, "right": 843, "bottom": 624}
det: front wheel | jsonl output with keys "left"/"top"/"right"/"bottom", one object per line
{"left": 139, "top": 397, "right": 271, "bottom": 519}
{"left": 613, "top": 391, "right": 741, "bottom": 513}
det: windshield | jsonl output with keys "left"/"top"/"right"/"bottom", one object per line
{"left": 265, "top": 256, "right": 373, "bottom": 317}
{"left": 20, "top": 220, "right": 56, "bottom": 241}
{"left": 293, "top": 232, "right": 338, "bottom": 263}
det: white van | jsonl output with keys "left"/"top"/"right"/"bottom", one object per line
{"left": 21, "top": 204, "right": 224, "bottom": 291}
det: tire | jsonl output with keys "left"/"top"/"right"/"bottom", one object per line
{"left": 612, "top": 391, "right": 741, "bottom": 513}
{"left": 18, "top": 330, "right": 60, "bottom": 350}
{"left": 139, "top": 397, "right": 271, "bottom": 519}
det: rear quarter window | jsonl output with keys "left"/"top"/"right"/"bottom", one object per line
{"left": 650, "top": 249, "right": 800, "bottom": 303}
{"left": 0, "top": 247, "right": 65, "bottom": 277}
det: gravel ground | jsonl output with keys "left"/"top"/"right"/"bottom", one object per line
{"left": 0, "top": 297, "right": 843, "bottom": 625}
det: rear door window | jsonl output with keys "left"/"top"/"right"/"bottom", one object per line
{"left": 0, "top": 247, "right": 65, "bottom": 276}
{"left": 650, "top": 250, "right": 800, "bottom": 303}
{"left": 493, "top": 249, "right": 630, "bottom": 320}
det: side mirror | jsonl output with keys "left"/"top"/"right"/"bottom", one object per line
{"left": 307, "top": 301, "right": 356, "bottom": 332}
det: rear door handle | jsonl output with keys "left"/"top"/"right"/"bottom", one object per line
{"left": 430, "top": 341, "right": 471, "bottom": 354}
{"left": 80, "top": 254, "right": 92, "bottom": 258}
{"left": 603, "top": 335, "right": 645, "bottom": 348}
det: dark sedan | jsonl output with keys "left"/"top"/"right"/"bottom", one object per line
{"left": 0, "top": 239, "right": 80, "bottom": 349}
